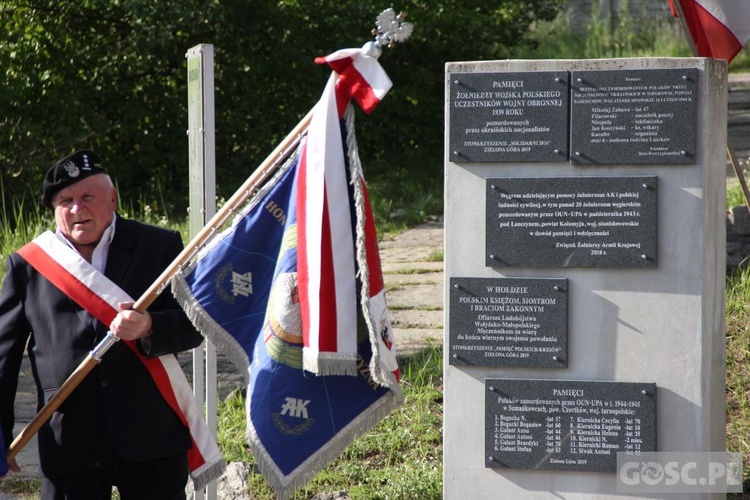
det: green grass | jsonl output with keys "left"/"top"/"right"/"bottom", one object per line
{"left": 725, "top": 180, "right": 750, "bottom": 494}
{"left": 426, "top": 250, "right": 444, "bottom": 263}
{"left": 0, "top": 194, "right": 53, "bottom": 266}
{"left": 726, "top": 267, "right": 750, "bottom": 495}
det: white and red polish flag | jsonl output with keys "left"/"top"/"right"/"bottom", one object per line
{"left": 670, "top": 0, "right": 750, "bottom": 62}
{"left": 297, "top": 45, "right": 399, "bottom": 381}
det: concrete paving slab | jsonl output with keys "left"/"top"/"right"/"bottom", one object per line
{"left": 386, "top": 283, "right": 444, "bottom": 311}
{"left": 394, "top": 328, "right": 444, "bottom": 357}
{"left": 389, "top": 309, "right": 444, "bottom": 329}
{"left": 383, "top": 271, "right": 443, "bottom": 287}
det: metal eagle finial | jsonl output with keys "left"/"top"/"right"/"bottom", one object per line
{"left": 373, "top": 8, "right": 413, "bottom": 48}
{"left": 363, "top": 8, "right": 413, "bottom": 59}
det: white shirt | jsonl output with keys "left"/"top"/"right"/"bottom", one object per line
{"left": 55, "top": 214, "right": 117, "bottom": 328}
{"left": 55, "top": 213, "right": 117, "bottom": 272}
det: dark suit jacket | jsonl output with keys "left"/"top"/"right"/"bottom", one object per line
{"left": 0, "top": 215, "right": 204, "bottom": 478}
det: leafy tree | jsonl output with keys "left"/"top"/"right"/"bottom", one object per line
{"left": 0, "top": 0, "right": 563, "bottom": 223}
{"left": 0, "top": 0, "right": 220, "bottom": 216}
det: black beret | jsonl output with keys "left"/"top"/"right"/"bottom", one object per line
{"left": 42, "top": 150, "right": 108, "bottom": 208}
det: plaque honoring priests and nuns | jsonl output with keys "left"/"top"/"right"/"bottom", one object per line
{"left": 570, "top": 68, "right": 697, "bottom": 164}
{"left": 449, "top": 71, "right": 570, "bottom": 162}
{"left": 485, "top": 379, "right": 656, "bottom": 473}
{"left": 486, "top": 176, "right": 657, "bottom": 268}
{"left": 449, "top": 277, "right": 568, "bottom": 368}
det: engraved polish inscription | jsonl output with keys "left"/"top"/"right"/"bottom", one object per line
{"left": 486, "top": 176, "right": 657, "bottom": 268}
{"left": 449, "top": 277, "right": 568, "bottom": 368}
{"left": 570, "top": 68, "right": 697, "bottom": 164}
{"left": 450, "top": 71, "right": 570, "bottom": 162}
{"left": 485, "top": 379, "right": 657, "bottom": 472}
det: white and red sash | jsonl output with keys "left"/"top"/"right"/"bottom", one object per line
{"left": 17, "top": 231, "right": 225, "bottom": 489}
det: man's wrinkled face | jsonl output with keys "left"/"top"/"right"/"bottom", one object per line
{"left": 52, "top": 174, "right": 117, "bottom": 249}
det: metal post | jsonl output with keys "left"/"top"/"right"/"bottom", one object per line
{"left": 186, "top": 43, "right": 218, "bottom": 500}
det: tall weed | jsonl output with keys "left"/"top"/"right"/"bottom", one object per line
{"left": 726, "top": 267, "right": 750, "bottom": 490}
{"left": 0, "top": 192, "right": 53, "bottom": 276}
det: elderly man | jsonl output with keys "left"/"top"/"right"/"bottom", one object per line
{"left": 0, "top": 150, "right": 207, "bottom": 499}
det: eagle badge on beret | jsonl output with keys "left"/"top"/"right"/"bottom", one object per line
{"left": 61, "top": 160, "right": 80, "bottom": 178}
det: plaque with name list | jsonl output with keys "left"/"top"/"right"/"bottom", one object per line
{"left": 449, "top": 277, "right": 568, "bottom": 368}
{"left": 449, "top": 71, "right": 570, "bottom": 163}
{"left": 486, "top": 176, "right": 657, "bottom": 268}
{"left": 485, "top": 379, "right": 656, "bottom": 473}
{"left": 570, "top": 68, "right": 697, "bottom": 164}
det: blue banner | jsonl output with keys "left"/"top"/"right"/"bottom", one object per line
{"left": 174, "top": 152, "right": 401, "bottom": 497}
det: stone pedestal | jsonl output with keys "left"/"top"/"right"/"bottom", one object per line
{"left": 443, "top": 58, "right": 727, "bottom": 499}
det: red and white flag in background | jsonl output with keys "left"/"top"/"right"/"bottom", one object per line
{"left": 670, "top": 0, "right": 750, "bottom": 62}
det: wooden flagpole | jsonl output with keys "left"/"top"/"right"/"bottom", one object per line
{"left": 131, "top": 107, "right": 313, "bottom": 314}
{"left": 671, "top": 0, "right": 750, "bottom": 213}
{"left": 727, "top": 144, "right": 750, "bottom": 212}
{"left": 6, "top": 108, "right": 314, "bottom": 462}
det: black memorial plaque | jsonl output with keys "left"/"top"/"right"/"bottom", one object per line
{"left": 570, "top": 68, "right": 697, "bottom": 164}
{"left": 486, "top": 176, "right": 657, "bottom": 268}
{"left": 449, "top": 277, "right": 568, "bottom": 368}
{"left": 449, "top": 71, "right": 570, "bottom": 162}
{"left": 485, "top": 379, "right": 656, "bottom": 473}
